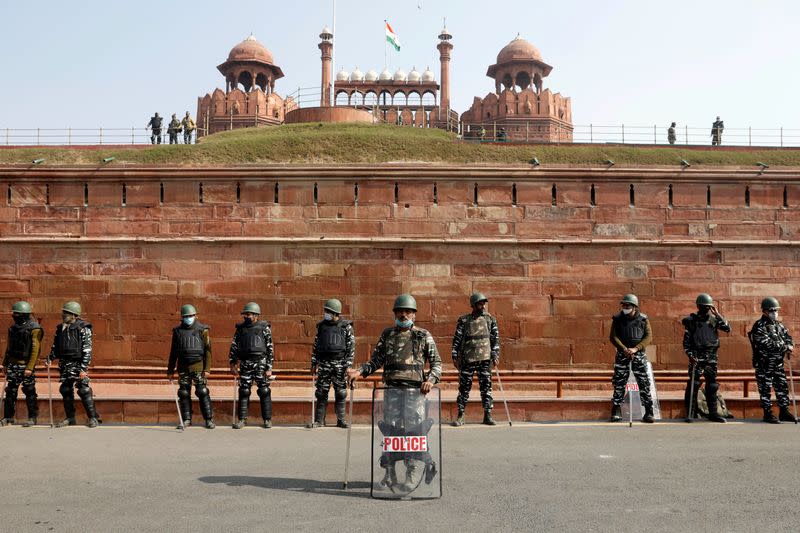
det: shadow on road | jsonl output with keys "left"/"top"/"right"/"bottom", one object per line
{"left": 198, "top": 475, "right": 372, "bottom": 499}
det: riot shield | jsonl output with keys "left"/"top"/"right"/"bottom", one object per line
{"left": 621, "top": 371, "right": 643, "bottom": 422}
{"left": 646, "top": 361, "right": 662, "bottom": 420}
{"left": 371, "top": 386, "right": 441, "bottom": 500}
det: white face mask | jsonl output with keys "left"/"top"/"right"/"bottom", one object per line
{"left": 182, "top": 316, "right": 196, "bottom": 326}
{"left": 768, "top": 311, "right": 779, "bottom": 321}
{"left": 323, "top": 313, "right": 334, "bottom": 321}
{"left": 622, "top": 308, "right": 633, "bottom": 315}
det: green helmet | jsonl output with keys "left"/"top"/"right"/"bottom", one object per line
{"left": 323, "top": 298, "right": 342, "bottom": 314}
{"left": 470, "top": 292, "right": 489, "bottom": 307}
{"left": 180, "top": 304, "right": 197, "bottom": 316}
{"left": 392, "top": 294, "right": 417, "bottom": 311}
{"left": 62, "top": 301, "right": 81, "bottom": 316}
{"left": 241, "top": 302, "right": 261, "bottom": 315}
{"left": 761, "top": 297, "right": 780, "bottom": 311}
{"left": 12, "top": 301, "right": 32, "bottom": 314}
{"left": 620, "top": 294, "right": 639, "bottom": 307}
{"left": 695, "top": 293, "right": 714, "bottom": 306}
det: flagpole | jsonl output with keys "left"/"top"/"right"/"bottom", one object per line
{"left": 384, "top": 19, "right": 388, "bottom": 70}
{"left": 331, "top": 0, "right": 336, "bottom": 106}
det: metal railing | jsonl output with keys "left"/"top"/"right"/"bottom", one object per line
{"left": 459, "top": 121, "right": 800, "bottom": 147}
{"left": 4, "top": 116, "right": 800, "bottom": 148}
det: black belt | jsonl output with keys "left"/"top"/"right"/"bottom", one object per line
{"left": 385, "top": 363, "right": 423, "bottom": 372}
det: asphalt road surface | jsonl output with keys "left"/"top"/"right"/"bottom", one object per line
{"left": 1, "top": 420, "right": 798, "bottom": 532}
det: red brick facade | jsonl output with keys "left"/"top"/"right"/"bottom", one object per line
{"left": 1, "top": 166, "right": 798, "bottom": 376}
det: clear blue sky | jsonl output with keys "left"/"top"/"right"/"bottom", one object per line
{"left": 1, "top": 0, "right": 799, "bottom": 129}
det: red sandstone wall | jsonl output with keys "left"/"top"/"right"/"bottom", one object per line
{"left": 1, "top": 168, "right": 799, "bottom": 373}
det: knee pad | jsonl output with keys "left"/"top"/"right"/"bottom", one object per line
{"left": 77, "top": 385, "right": 92, "bottom": 400}
{"left": 315, "top": 390, "right": 328, "bottom": 402}
{"left": 178, "top": 387, "right": 191, "bottom": 401}
{"left": 195, "top": 386, "right": 209, "bottom": 399}
{"left": 238, "top": 386, "right": 251, "bottom": 399}
{"left": 21, "top": 383, "right": 37, "bottom": 397}
{"left": 59, "top": 382, "right": 73, "bottom": 397}
{"left": 257, "top": 386, "right": 271, "bottom": 400}
{"left": 706, "top": 381, "right": 720, "bottom": 397}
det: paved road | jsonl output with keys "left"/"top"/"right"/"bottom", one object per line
{"left": 0, "top": 420, "right": 798, "bottom": 532}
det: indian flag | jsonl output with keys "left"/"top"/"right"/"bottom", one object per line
{"left": 385, "top": 20, "right": 401, "bottom": 51}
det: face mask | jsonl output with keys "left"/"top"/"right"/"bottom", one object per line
{"left": 768, "top": 311, "right": 779, "bottom": 321}
{"left": 242, "top": 316, "right": 254, "bottom": 325}
{"left": 395, "top": 318, "right": 414, "bottom": 328}
{"left": 323, "top": 313, "right": 334, "bottom": 321}
{"left": 621, "top": 308, "right": 633, "bottom": 315}
{"left": 182, "top": 316, "right": 195, "bottom": 326}
{"left": 12, "top": 315, "right": 27, "bottom": 325}
{"left": 698, "top": 307, "right": 710, "bottom": 315}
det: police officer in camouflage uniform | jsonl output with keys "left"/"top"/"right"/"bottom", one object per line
{"left": 1, "top": 301, "right": 44, "bottom": 427}
{"left": 167, "top": 114, "right": 182, "bottom": 145}
{"left": 310, "top": 298, "right": 355, "bottom": 428}
{"left": 167, "top": 304, "right": 215, "bottom": 429}
{"left": 682, "top": 293, "right": 730, "bottom": 423}
{"left": 750, "top": 297, "right": 796, "bottom": 423}
{"left": 609, "top": 294, "right": 655, "bottom": 423}
{"left": 181, "top": 112, "right": 196, "bottom": 144}
{"left": 347, "top": 294, "right": 442, "bottom": 492}
{"left": 47, "top": 301, "right": 100, "bottom": 428}
{"left": 229, "top": 302, "right": 274, "bottom": 429}
{"left": 451, "top": 292, "right": 500, "bottom": 427}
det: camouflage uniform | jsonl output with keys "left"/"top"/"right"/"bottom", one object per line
{"left": 682, "top": 312, "right": 730, "bottom": 418}
{"left": 311, "top": 318, "right": 355, "bottom": 426}
{"left": 181, "top": 114, "right": 195, "bottom": 144}
{"left": 49, "top": 320, "right": 99, "bottom": 425}
{"left": 168, "top": 321, "right": 213, "bottom": 426}
{"left": 451, "top": 312, "right": 500, "bottom": 413}
{"left": 711, "top": 118, "right": 724, "bottom": 146}
{"left": 610, "top": 311, "right": 653, "bottom": 411}
{"left": 2, "top": 318, "right": 44, "bottom": 424}
{"left": 167, "top": 116, "right": 182, "bottom": 145}
{"left": 667, "top": 123, "right": 676, "bottom": 145}
{"left": 229, "top": 320, "right": 274, "bottom": 425}
{"left": 360, "top": 326, "right": 442, "bottom": 490}
{"left": 750, "top": 316, "right": 793, "bottom": 411}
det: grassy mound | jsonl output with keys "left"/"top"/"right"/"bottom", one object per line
{"left": 1, "top": 122, "right": 798, "bottom": 167}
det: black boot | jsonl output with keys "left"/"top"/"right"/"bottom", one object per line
{"left": 335, "top": 398, "right": 349, "bottom": 428}
{"left": 79, "top": 387, "right": 99, "bottom": 428}
{"left": 779, "top": 406, "right": 797, "bottom": 423}
{"left": 706, "top": 398, "right": 726, "bottom": 423}
{"left": 21, "top": 418, "right": 37, "bottom": 427}
{"left": 610, "top": 404, "right": 622, "bottom": 422}
{"left": 763, "top": 408, "right": 780, "bottom": 424}
{"left": 232, "top": 419, "right": 247, "bottom": 429}
{"left": 482, "top": 410, "right": 496, "bottom": 426}
{"left": 198, "top": 388, "right": 214, "bottom": 428}
{"left": 312, "top": 400, "right": 327, "bottom": 428}
{"left": 642, "top": 406, "right": 655, "bottom": 423}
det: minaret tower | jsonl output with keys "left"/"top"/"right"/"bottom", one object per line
{"left": 436, "top": 24, "right": 453, "bottom": 114}
{"left": 319, "top": 26, "right": 334, "bottom": 107}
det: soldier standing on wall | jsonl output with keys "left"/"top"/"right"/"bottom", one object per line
{"left": 147, "top": 112, "right": 163, "bottom": 144}
{"left": 711, "top": 116, "right": 724, "bottom": 146}
{"left": 48, "top": 301, "right": 100, "bottom": 428}
{"left": 347, "top": 294, "right": 441, "bottom": 492}
{"left": 1, "top": 301, "right": 44, "bottom": 427}
{"left": 310, "top": 298, "right": 355, "bottom": 428}
{"left": 609, "top": 294, "right": 655, "bottom": 423}
{"left": 167, "top": 114, "right": 182, "bottom": 145}
{"left": 667, "top": 122, "right": 677, "bottom": 145}
{"left": 749, "top": 297, "right": 796, "bottom": 423}
{"left": 229, "top": 302, "right": 274, "bottom": 429}
{"left": 181, "top": 112, "right": 196, "bottom": 144}
{"left": 682, "top": 294, "right": 730, "bottom": 423}
{"left": 167, "top": 304, "right": 215, "bottom": 429}
{"left": 451, "top": 293, "right": 500, "bottom": 427}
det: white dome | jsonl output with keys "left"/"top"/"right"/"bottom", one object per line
{"left": 421, "top": 66, "right": 435, "bottom": 82}
{"left": 336, "top": 68, "right": 349, "bottom": 82}
{"left": 365, "top": 69, "right": 378, "bottom": 81}
{"left": 379, "top": 68, "right": 393, "bottom": 81}
{"left": 408, "top": 67, "right": 421, "bottom": 82}
{"left": 350, "top": 67, "right": 364, "bottom": 81}
{"left": 394, "top": 69, "right": 407, "bottom": 82}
